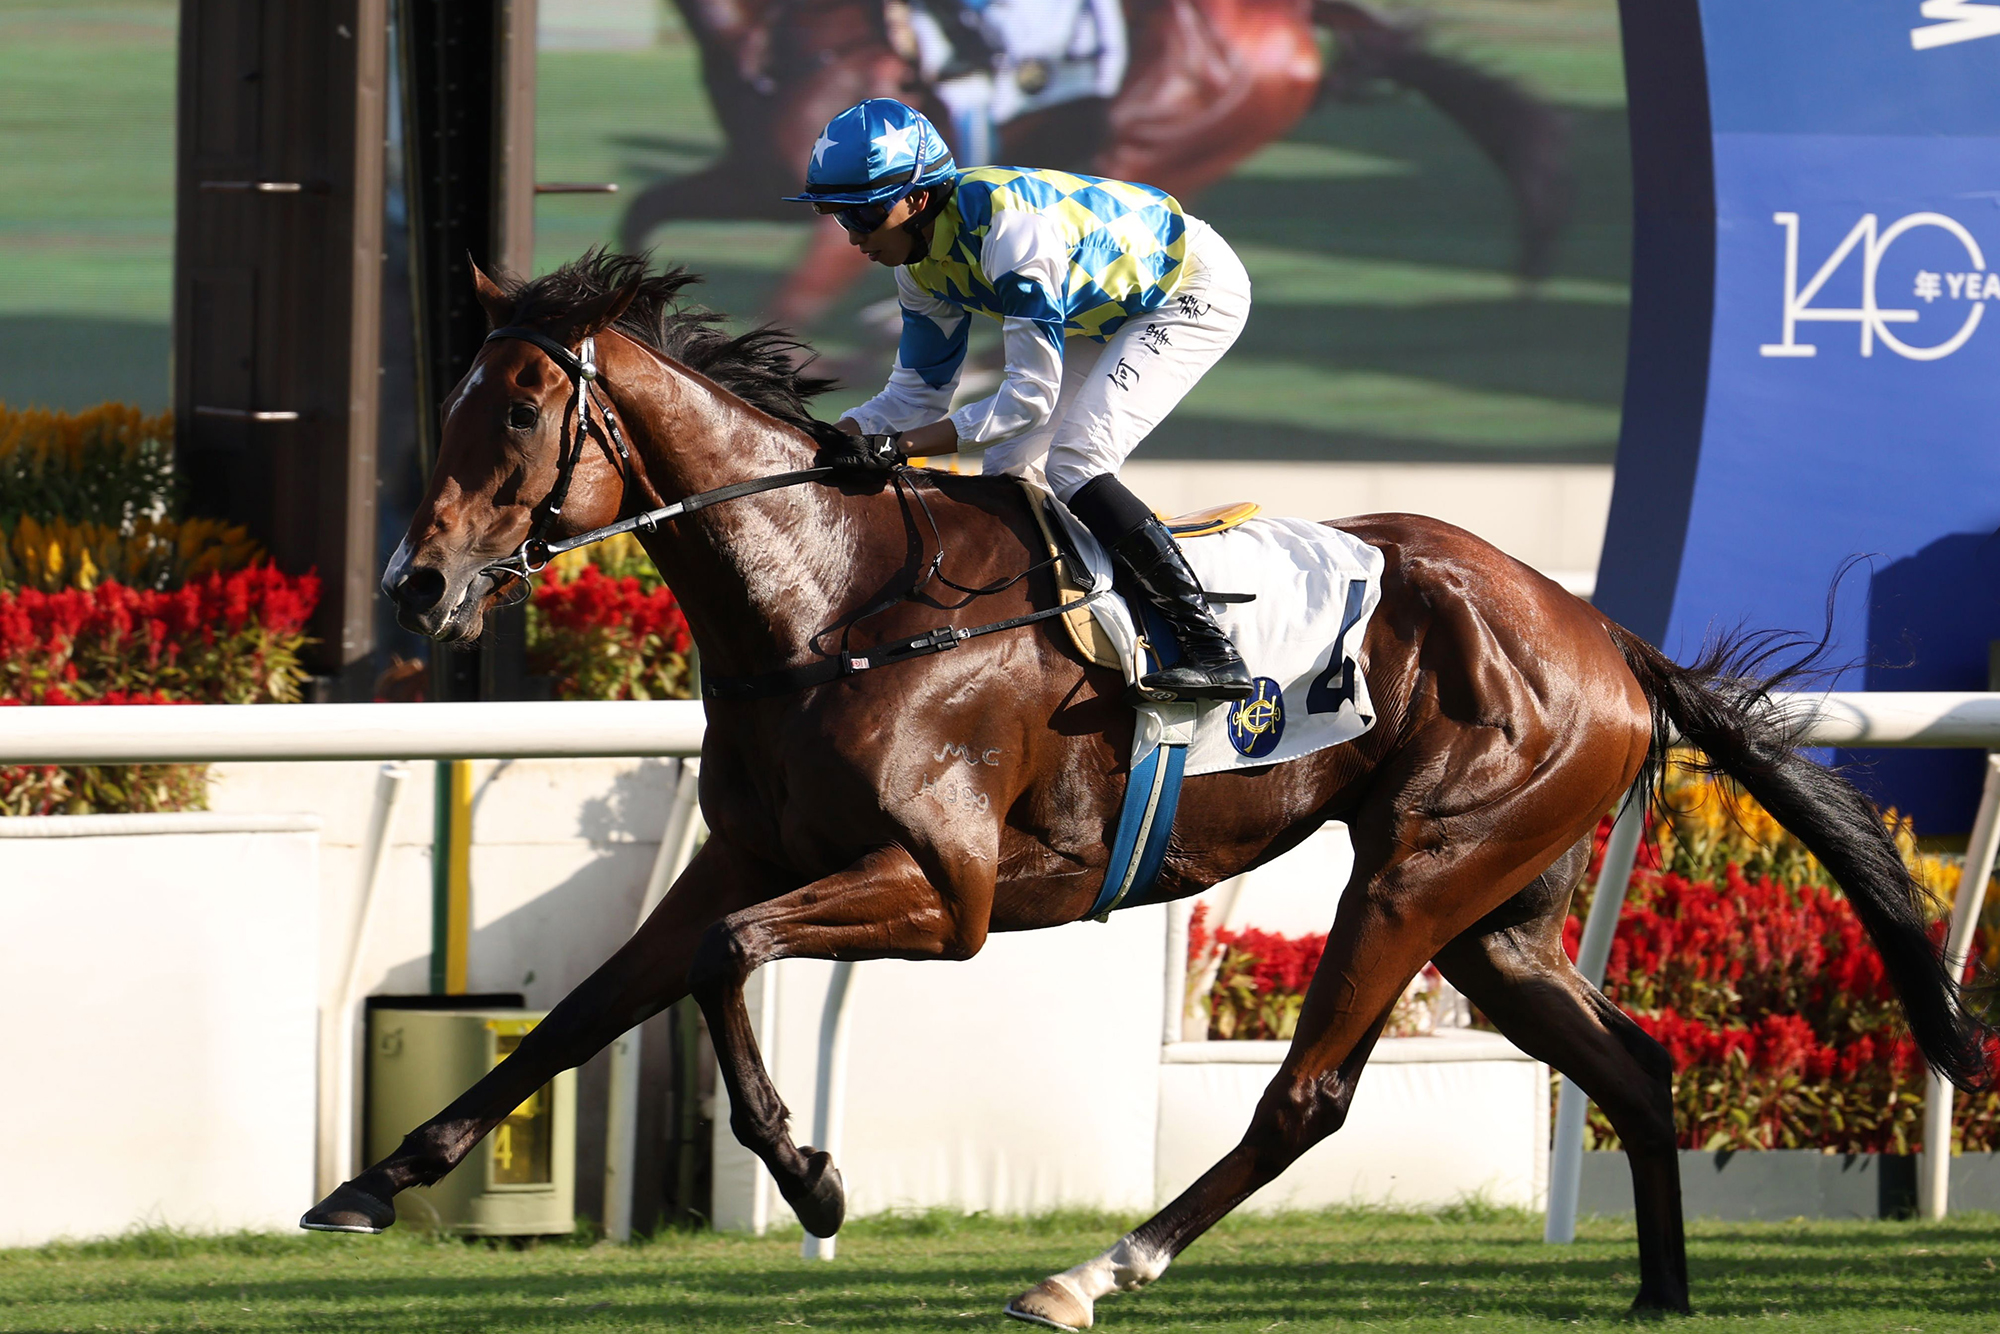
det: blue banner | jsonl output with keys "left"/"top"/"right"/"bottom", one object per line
{"left": 1599, "top": 1, "right": 2000, "bottom": 829}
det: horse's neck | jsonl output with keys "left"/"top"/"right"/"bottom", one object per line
{"left": 609, "top": 338, "right": 846, "bottom": 676}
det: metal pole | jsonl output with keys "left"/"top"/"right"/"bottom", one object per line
{"left": 605, "top": 761, "right": 703, "bottom": 1242}
{"left": 316, "top": 761, "right": 410, "bottom": 1196}
{"left": 1545, "top": 790, "right": 1647, "bottom": 1243}
{"left": 1921, "top": 752, "right": 2000, "bottom": 1218}
{"left": 1163, "top": 899, "right": 1191, "bottom": 1047}
{"left": 803, "top": 959, "right": 859, "bottom": 1260}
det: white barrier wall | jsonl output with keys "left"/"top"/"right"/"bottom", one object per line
{"left": 1156, "top": 1034, "right": 1548, "bottom": 1212}
{"left": 206, "top": 758, "right": 685, "bottom": 1009}
{"left": 0, "top": 815, "right": 321, "bottom": 1247}
{"left": 206, "top": 757, "right": 687, "bottom": 1223}
{"left": 714, "top": 908, "right": 1171, "bottom": 1227}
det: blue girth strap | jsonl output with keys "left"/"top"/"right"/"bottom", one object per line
{"left": 1088, "top": 701, "right": 1196, "bottom": 919}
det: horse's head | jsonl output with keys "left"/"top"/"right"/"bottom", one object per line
{"left": 383, "top": 263, "right": 640, "bottom": 642}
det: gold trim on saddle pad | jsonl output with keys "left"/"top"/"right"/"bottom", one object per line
{"left": 1022, "top": 481, "right": 1123, "bottom": 670}
{"left": 1021, "top": 484, "right": 1264, "bottom": 671}
{"left": 1161, "top": 501, "right": 1262, "bottom": 538}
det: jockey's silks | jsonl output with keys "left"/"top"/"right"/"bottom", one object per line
{"left": 907, "top": 166, "right": 1190, "bottom": 346}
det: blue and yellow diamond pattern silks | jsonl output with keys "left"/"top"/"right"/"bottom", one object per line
{"left": 910, "top": 166, "right": 1189, "bottom": 344}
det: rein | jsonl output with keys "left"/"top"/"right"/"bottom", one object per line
{"left": 476, "top": 325, "right": 1102, "bottom": 701}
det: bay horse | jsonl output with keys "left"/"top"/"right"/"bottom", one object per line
{"left": 627, "top": 0, "right": 1573, "bottom": 329}
{"left": 308, "top": 254, "right": 1991, "bottom": 1323}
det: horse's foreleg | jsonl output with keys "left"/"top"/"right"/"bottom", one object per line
{"left": 1005, "top": 889, "right": 1426, "bottom": 1329}
{"left": 1008, "top": 773, "right": 1585, "bottom": 1329}
{"left": 689, "top": 842, "right": 987, "bottom": 1237}
{"left": 300, "top": 837, "right": 774, "bottom": 1233}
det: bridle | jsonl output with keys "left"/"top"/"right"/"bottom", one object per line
{"left": 476, "top": 324, "right": 834, "bottom": 594}
{"left": 472, "top": 323, "right": 1102, "bottom": 700}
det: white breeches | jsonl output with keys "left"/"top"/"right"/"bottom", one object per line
{"left": 976, "top": 216, "right": 1252, "bottom": 502}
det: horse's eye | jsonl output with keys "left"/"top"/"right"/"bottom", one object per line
{"left": 507, "top": 404, "right": 538, "bottom": 431}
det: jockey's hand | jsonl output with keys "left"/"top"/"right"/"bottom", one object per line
{"left": 812, "top": 421, "right": 905, "bottom": 474}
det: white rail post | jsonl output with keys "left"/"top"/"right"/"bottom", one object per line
{"left": 802, "top": 959, "right": 860, "bottom": 1260}
{"left": 1920, "top": 751, "right": 2000, "bottom": 1219}
{"left": 1545, "top": 790, "right": 1647, "bottom": 1244}
{"left": 316, "top": 761, "right": 410, "bottom": 1197}
{"left": 604, "top": 760, "right": 704, "bottom": 1243}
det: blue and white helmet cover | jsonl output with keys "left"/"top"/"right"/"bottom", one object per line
{"left": 784, "top": 99, "right": 957, "bottom": 206}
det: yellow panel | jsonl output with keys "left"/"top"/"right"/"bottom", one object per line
{"left": 1162, "top": 501, "right": 1263, "bottom": 538}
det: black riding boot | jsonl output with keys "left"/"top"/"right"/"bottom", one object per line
{"left": 1068, "top": 475, "right": 1254, "bottom": 702}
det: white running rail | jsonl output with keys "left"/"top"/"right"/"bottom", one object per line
{"left": 0, "top": 699, "right": 707, "bottom": 763}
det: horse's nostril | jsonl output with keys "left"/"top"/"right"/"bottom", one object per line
{"left": 396, "top": 567, "right": 448, "bottom": 613}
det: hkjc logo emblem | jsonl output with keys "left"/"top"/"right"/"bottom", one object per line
{"left": 1227, "top": 677, "right": 1287, "bottom": 759}
{"left": 1760, "top": 211, "right": 1993, "bottom": 362}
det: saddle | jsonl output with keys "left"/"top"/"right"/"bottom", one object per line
{"left": 1020, "top": 480, "right": 1382, "bottom": 919}
{"left": 1024, "top": 483, "right": 1260, "bottom": 670}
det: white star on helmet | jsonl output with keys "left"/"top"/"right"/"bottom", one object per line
{"left": 872, "top": 123, "right": 918, "bottom": 166}
{"left": 811, "top": 131, "right": 838, "bottom": 168}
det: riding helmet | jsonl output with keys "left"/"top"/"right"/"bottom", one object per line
{"left": 783, "top": 99, "right": 957, "bottom": 206}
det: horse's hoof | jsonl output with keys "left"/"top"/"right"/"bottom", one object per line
{"left": 782, "top": 1148, "right": 846, "bottom": 1238}
{"left": 300, "top": 1180, "right": 396, "bottom": 1234}
{"left": 1629, "top": 1289, "right": 1691, "bottom": 1318}
{"left": 1004, "top": 1277, "right": 1093, "bottom": 1331}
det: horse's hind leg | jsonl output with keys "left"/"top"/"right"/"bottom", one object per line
{"left": 300, "top": 837, "right": 775, "bottom": 1233}
{"left": 1432, "top": 837, "right": 1690, "bottom": 1314}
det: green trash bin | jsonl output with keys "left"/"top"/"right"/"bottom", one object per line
{"left": 367, "top": 1005, "right": 576, "bottom": 1235}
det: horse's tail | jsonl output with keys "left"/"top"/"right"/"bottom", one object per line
{"left": 1604, "top": 619, "right": 1995, "bottom": 1093}
{"left": 1311, "top": 1, "right": 1572, "bottom": 280}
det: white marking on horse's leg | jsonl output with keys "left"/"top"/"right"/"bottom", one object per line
{"left": 1005, "top": 1234, "right": 1172, "bottom": 1330}
{"left": 1061, "top": 1234, "right": 1171, "bottom": 1302}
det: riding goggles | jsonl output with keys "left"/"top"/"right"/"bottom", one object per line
{"left": 818, "top": 194, "right": 904, "bottom": 235}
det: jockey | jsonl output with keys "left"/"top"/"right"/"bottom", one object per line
{"left": 901, "top": 0, "right": 1127, "bottom": 165}
{"left": 787, "top": 98, "right": 1254, "bottom": 703}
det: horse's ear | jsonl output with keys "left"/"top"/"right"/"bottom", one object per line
{"left": 560, "top": 275, "right": 643, "bottom": 341}
{"left": 470, "top": 258, "right": 515, "bottom": 328}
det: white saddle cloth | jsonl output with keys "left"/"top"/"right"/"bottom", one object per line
{"left": 1054, "top": 510, "right": 1385, "bottom": 777}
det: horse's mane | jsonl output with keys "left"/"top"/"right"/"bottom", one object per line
{"left": 504, "top": 250, "right": 835, "bottom": 431}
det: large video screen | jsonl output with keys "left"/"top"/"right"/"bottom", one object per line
{"left": 535, "top": 0, "right": 1629, "bottom": 468}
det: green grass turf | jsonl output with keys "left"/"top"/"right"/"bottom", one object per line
{"left": 0, "top": 2, "right": 177, "bottom": 410}
{"left": 4, "top": 1209, "right": 1999, "bottom": 1332}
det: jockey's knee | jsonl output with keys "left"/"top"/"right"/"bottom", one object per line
{"left": 1243, "top": 1068, "right": 1356, "bottom": 1174}
{"left": 1047, "top": 455, "right": 1121, "bottom": 506}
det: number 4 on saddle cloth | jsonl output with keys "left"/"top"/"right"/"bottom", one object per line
{"left": 1023, "top": 482, "right": 1385, "bottom": 919}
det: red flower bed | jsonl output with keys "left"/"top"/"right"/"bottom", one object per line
{"left": 1568, "top": 806, "right": 2000, "bottom": 1154}
{"left": 0, "top": 565, "right": 320, "bottom": 813}
{"left": 1187, "top": 903, "right": 1328, "bottom": 1039}
{"left": 527, "top": 562, "right": 694, "bottom": 701}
